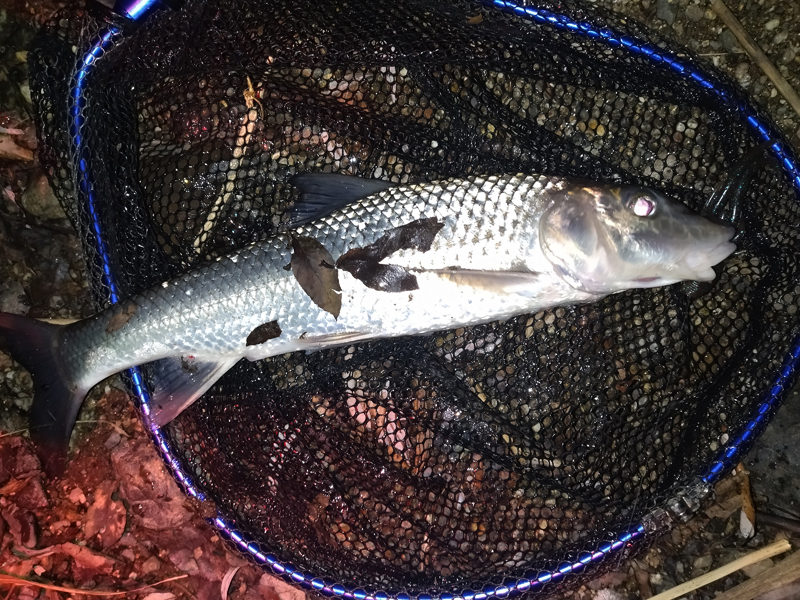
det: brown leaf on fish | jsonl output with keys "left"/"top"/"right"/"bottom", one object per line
{"left": 105, "top": 302, "right": 138, "bottom": 334}
{"left": 290, "top": 236, "right": 342, "bottom": 319}
{"left": 246, "top": 320, "right": 282, "bottom": 346}
{"left": 336, "top": 217, "right": 444, "bottom": 293}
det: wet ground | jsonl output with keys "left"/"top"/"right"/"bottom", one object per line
{"left": 1, "top": 0, "right": 800, "bottom": 599}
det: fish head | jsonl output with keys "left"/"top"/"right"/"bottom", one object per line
{"left": 539, "top": 184, "right": 736, "bottom": 294}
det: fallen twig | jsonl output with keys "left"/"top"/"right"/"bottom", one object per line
{"left": 0, "top": 429, "right": 30, "bottom": 439}
{"left": 756, "top": 511, "right": 800, "bottom": 535}
{"left": 648, "top": 538, "right": 791, "bottom": 600}
{"left": 75, "top": 419, "right": 131, "bottom": 439}
{"left": 713, "top": 546, "right": 800, "bottom": 600}
{"left": 0, "top": 573, "right": 189, "bottom": 596}
{"left": 711, "top": 0, "right": 800, "bottom": 119}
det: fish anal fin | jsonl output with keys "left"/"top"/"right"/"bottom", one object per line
{"left": 430, "top": 270, "right": 542, "bottom": 297}
{"left": 147, "top": 356, "right": 239, "bottom": 427}
{"left": 289, "top": 173, "right": 395, "bottom": 226}
{"left": 295, "top": 330, "right": 373, "bottom": 352}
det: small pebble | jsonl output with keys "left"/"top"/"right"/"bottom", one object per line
{"left": 764, "top": 18, "right": 780, "bottom": 31}
{"left": 68, "top": 487, "right": 86, "bottom": 505}
{"left": 0, "top": 281, "right": 28, "bottom": 315}
{"left": 20, "top": 170, "right": 66, "bottom": 220}
{"left": 720, "top": 29, "right": 741, "bottom": 52}
{"left": 685, "top": 4, "right": 704, "bottom": 22}
{"left": 735, "top": 62, "right": 751, "bottom": 86}
{"left": 781, "top": 48, "right": 797, "bottom": 65}
{"left": 142, "top": 556, "right": 162, "bottom": 574}
{"left": 105, "top": 431, "right": 122, "bottom": 450}
{"left": 656, "top": 0, "right": 675, "bottom": 25}
{"left": 773, "top": 30, "right": 788, "bottom": 45}
{"left": 693, "top": 554, "right": 713, "bottom": 572}
{"left": 121, "top": 548, "right": 136, "bottom": 562}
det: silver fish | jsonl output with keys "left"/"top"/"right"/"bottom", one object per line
{"left": 0, "top": 173, "right": 735, "bottom": 474}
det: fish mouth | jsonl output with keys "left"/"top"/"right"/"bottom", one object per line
{"left": 681, "top": 235, "right": 736, "bottom": 282}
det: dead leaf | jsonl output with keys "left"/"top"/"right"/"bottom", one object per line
{"left": 246, "top": 321, "right": 282, "bottom": 346}
{"left": 105, "top": 302, "right": 138, "bottom": 334}
{"left": 221, "top": 566, "right": 241, "bottom": 600}
{"left": 290, "top": 236, "right": 341, "bottom": 319}
{"left": 0, "top": 476, "right": 32, "bottom": 496}
{"left": 2, "top": 504, "right": 37, "bottom": 548}
{"left": 110, "top": 437, "right": 193, "bottom": 530}
{"left": 0, "top": 135, "right": 33, "bottom": 161}
{"left": 83, "top": 479, "right": 127, "bottom": 548}
{"left": 258, "top": 573, "right": 306, "bottom": 600}
{"left": 467, "top": 14, "right": 484, "bottom": 24}
{"left": 336, "top": 217, "right": 444, "bottom": 292}
{"left": 56, "top": 542, "right": 117, "bottom": 573}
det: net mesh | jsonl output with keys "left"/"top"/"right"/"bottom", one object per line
{"left": 28, "top": 0, "right": 800, "bottom": 594}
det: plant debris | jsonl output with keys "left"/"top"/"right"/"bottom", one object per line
{"left": 289, "top": 236, "right": 341, "bottom": 319}
{"left": 336, "top": 217, "right": 444, "bottom": 292}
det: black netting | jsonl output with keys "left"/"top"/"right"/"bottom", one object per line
{"left": 28, "top": 0, "right": 800, "bottom": 596}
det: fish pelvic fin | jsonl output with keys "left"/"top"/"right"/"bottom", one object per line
{"left": 147, "top": 356, "right": 240, "bottom": 427}
{"left": 0, "top": 312, "right": 84, "bottom": 477}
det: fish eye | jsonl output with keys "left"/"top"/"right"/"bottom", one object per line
{"left": 631, "top": 195, "right": 657, "bottom": 217}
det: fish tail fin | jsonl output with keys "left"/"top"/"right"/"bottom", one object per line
{"left": 0, "top": 312, "right": 84, "bottom": 477}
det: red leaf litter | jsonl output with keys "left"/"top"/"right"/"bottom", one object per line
{"left": 0, "top": 389, "right": 302, "bottom": 600}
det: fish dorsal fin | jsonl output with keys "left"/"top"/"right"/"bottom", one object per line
{"left": 289, "top": 173, "right": 395, "bottom": 226}
{"left": 431, "top": 269, "right": 542, "bottom": 297}
{"left": 147, "top": 356, "right": 240, "bottom": 426}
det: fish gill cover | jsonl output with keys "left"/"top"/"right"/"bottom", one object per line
{"left": 27, "top": 0, "right": 800, "bottom": 596}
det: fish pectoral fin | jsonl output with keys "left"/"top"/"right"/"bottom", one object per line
{"left": 288, "top": 173, "right": 395, "bottom": 226}
{"left": 429, "top": 269, "right": 542, "bottom": 297}
{"left": 147, "top": 356, "right": 240, "bottom": 427}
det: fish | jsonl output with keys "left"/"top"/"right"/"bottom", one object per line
{"left": 0, "top": 172, "right": 736, "bottom": 475}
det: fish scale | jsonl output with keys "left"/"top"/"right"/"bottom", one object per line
{"left": 0, "top": 172, "right": 735, "bottom": 474}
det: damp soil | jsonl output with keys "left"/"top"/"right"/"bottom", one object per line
{"left": 1, "top": 0, "right": 800, "bottom": 599}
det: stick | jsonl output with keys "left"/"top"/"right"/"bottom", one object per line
{"left": 713, "top": 547, "right": 800, "bottom": 600}
{"left": 648, "top": 539, "right": 791, "bottom": 600}
{"left": 711, "top": 0, "right": 800, "bottom": 119}
{"left": 0, "top": 573, "right": 188, "bottom": 596}
{"left": 756, "top": 511, "right": 800, "bottom": 535}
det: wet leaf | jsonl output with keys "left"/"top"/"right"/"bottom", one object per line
{"left": 246, "top": 320, "right": 282, "bottom": 346}
{"left": 337, "top": 217, "right": 444, "bottom": 293}
{"left": 83, "top": 479, "right": 127, "bottom": 548}
{"left": 290, "top": 236, "right": 341, "bottom": 319}
{"left": 105, "top": 302, "right": 138, "bottom": 334}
